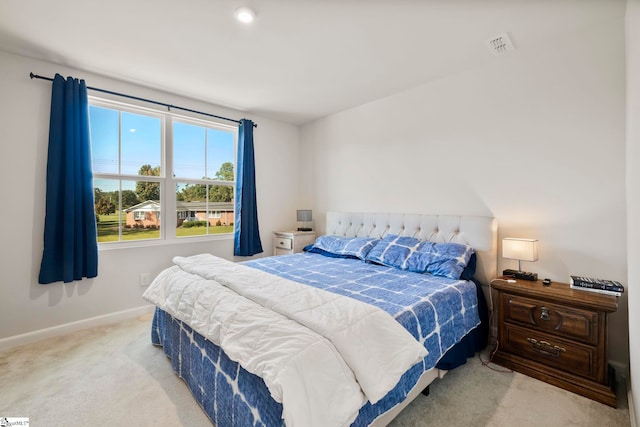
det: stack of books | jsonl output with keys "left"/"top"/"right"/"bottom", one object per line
{"left": 569, "top": 275, "right": 624, "bottom": 297}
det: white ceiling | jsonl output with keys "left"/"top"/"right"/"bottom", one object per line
{"left": 0, "top": 0, "right": 624, "bottom": 125}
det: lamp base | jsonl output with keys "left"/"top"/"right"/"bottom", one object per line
{"left": 503, "top": 269, "right": 538, "bottom": 281}
{"left": 297, "top": 227, "right": 313, "bottom": 232}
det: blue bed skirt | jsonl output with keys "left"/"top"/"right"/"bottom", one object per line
{"left": 435, "top": 278, "right": 489, "bottom": 370}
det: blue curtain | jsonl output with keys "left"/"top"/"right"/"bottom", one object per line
{"left": 39, "top": 74, "right": 98, "bottom": 284}
{"left": 234, "top": 119, "right": 263, "bottom": 256}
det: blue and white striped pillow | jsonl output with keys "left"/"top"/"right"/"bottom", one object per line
{"left": 410, "top": 241, "right": 475, "bottom": 279}
{"left": 308, "top": 235, "right": 380, "bottom": 260}
{"left": 365, "top": 235, "right": 423, "bottom": 270}
{"left": 365, "top": 234, "right": 474, "bottom": 279}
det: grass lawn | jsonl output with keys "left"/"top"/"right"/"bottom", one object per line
{"left": 97, "top": 213, "right": 232, "bottom": 242}
{"left": 176, "top": 225, "right": 233, "bottom": 237}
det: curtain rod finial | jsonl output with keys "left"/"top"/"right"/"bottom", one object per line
{"left": 30, "top": 72, "right": 35, "bottom": 79}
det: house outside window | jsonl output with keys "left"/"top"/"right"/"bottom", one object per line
{"left": 90, "top": 98, "right": 237, "bottom": 245}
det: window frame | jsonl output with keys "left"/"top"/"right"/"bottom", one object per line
{"left": 89, "top": 97, "right": 237, "bottom": 249}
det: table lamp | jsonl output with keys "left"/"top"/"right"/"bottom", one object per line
{"left": 502, "top": 237, "right": 539, "bottom": 281}
{"left": 297, "top": 210, "right": 313, "bottom": 231}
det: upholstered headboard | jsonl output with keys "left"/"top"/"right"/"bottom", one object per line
{"left": 325, "top": 212, "right": 498, "bottom": 287}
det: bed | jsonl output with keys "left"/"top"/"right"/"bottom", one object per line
{"left": 143, "top": 211, "right": 497, "bottom": 426}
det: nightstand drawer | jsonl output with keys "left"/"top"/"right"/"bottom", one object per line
{"left": 274, "top": 237, "right": 293, "bottom": 250}
{"left": 273, "top": 231, "right": 316, "bottom": 256}
{"left": 502, "top": 293, "right": 598, "bottom": 345}
{"left": 503, "top": 324, "right": 597, "bottom": 380}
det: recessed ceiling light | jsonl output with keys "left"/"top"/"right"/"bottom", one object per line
{"left": 234, "top": 7, "right": 256, "bottom": 24}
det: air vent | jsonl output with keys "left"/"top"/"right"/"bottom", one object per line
{"left": 486, "top": 33, "right": 514, "bottom": 55}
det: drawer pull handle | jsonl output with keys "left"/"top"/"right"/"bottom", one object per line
{"left": 540, "top": 307, "right": 551, "bottom": 321}
{"left": 527, "top": 338, "right": 566, "bottom": 357}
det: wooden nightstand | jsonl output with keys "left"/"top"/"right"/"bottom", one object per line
{"left": 273, "top": 231, "right": 316, "bottom": 256}
{"left": 491, "top": 276, "right": 618, "bottom": 407}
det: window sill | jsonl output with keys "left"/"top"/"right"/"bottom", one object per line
{"left": 98, "top": 233, "right": 233, "bottom": 251}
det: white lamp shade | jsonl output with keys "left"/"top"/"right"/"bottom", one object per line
{"left": 296, "top": 210, "right": 312, "bottom": 222}
{"left": 502, "top": 238, "right": 539, "bottom": 262}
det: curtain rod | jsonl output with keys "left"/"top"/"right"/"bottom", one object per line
{"left": 29, "top": 72, "right": 257, "bottom": 128}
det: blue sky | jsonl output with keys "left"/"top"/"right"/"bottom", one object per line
{"left": 90, "top": 105, "right": 235, "bottom": 193}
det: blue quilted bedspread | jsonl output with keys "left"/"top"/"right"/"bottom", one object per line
{"left": 152, "top": 252, "right": 481, "bottom": 426}
{"left": 244, "top": 253, "right": 480, "bottom": 370}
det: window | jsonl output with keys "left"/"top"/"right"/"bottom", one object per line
{"left": 174, "top": 120, "right": 236, "bottom": 237}
{"left": 90, "top": 98, "right": 237, "bottom": 244}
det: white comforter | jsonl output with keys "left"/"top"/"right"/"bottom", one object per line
{"left": 143, "top": 254, "right": 427, "bottom": 427}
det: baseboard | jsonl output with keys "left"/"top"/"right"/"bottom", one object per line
{"left": 0, "top": 305, "right": 155, "bottom": 352}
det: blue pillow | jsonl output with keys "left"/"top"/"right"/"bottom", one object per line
{"left": 365, "top": 234, "right": 424, "bottom": 271}
{"left": 304, "top": 245, "right": 353, "bottom": 259}
{"left": 365, "top": 234, "right": 475, "bottom": 279}
{"left": 307, "top": 235, "right": 380, "bottom": 260}
{"left": 408, "top": 241, "right": 475, "bottom": 279}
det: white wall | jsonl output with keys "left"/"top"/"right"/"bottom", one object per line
{"left": 301, "top": 10, "right": 629, "bottom": 365}
{"left": 0, "top": 50, "right": 301, "bottom": 340}
{"left": 626, "top": 0, "right": 639, "bottom": 422}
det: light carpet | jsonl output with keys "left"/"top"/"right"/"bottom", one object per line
{"left": 0, "top": 315, "right": 631, "bottom": 426}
